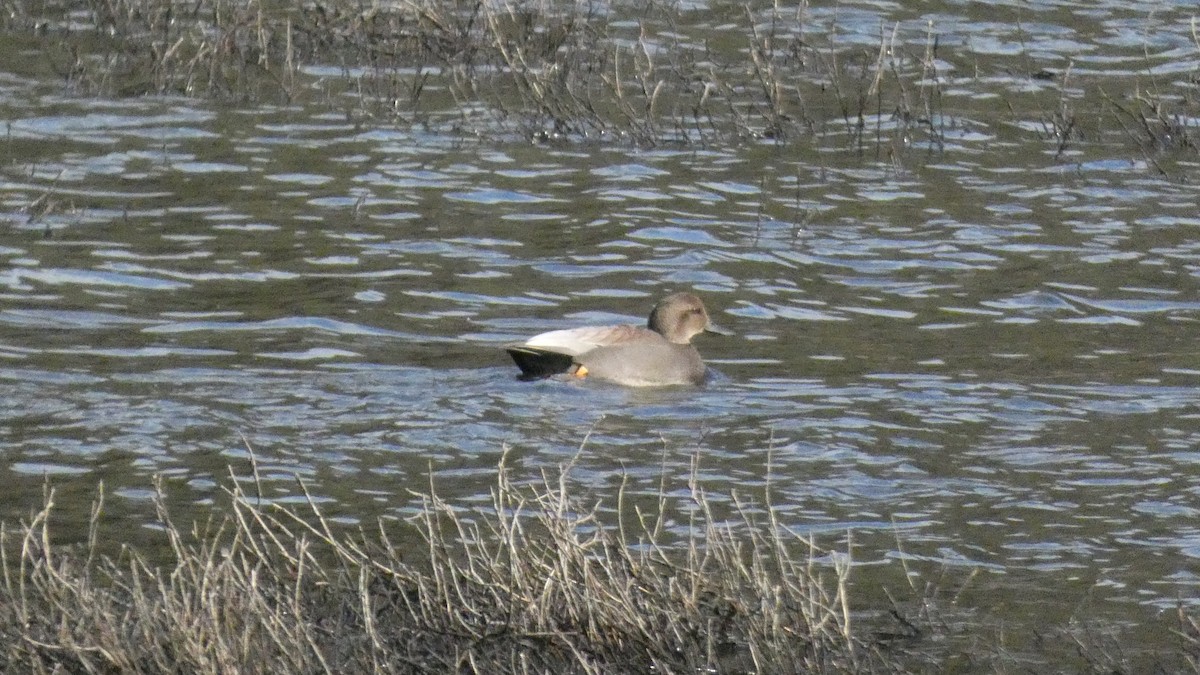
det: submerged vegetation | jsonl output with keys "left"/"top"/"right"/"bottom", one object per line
{"left": 0, "top": 455, "right": 1198, "bottom": 674}
{"left": 2, "top": 0, "right": 1199, "bottom": 167}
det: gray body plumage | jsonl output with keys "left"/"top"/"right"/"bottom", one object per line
{"left": 505, "top": 293, "right": 725, "bottom": 387}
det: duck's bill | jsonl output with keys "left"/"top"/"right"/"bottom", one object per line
{"left": 705, "top": 322, "right": 734, "bottom": 336}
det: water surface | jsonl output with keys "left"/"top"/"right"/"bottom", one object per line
{"left": 2, "top": 0, "right": 1200, "bottom": 665}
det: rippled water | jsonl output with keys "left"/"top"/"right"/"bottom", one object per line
{"left": 3, "top": 0, "right": 1200, "bottom": 662}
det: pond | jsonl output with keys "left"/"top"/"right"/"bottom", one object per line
{"left": 2, "top": 0, "right": 1200, "bottom": 667}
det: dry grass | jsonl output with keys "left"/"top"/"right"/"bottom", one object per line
{"left": 0, "top": 0, "right": 956, "bottom": 149}
{"left": 5, "top": 0, "right": 1197, "bottom": 162}
{"left": 2, "top": 451, "right": 1199, "bottom": 672}
{"left": 0, "top": 451, "right": 946, "bottom": 674}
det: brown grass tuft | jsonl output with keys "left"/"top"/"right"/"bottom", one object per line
{"left": 0, "top": 452, "right": 940, "bottom": 674}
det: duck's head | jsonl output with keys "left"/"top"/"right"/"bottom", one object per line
{"left": 647, "top": 292, "right": 731, "bottom": 344}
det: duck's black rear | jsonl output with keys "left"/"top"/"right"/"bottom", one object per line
{"left": 506, "top": 347, "right": 574, "bottom": 380}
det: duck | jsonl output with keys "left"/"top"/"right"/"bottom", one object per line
{"left": 506, "top": 292, "right": 728, "bottom": 386}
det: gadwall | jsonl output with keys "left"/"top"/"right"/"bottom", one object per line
{"left": 506, "top": 292, "right": 728, "bottom": 386}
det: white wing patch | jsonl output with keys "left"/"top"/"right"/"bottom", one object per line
{"left": 522, "top": 324, "right": 653, "bottom": 356}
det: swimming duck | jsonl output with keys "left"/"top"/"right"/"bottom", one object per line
{"left": 506, "top": 292, "right": 728, "bottom": 386}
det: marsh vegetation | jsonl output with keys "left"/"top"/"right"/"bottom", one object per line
{"left": 5, "top": 456, "right": 1200, "bottom": 673}
{"left": 0, "top": 458, "right": 935, "bottom": 673}
{"left": 5, "top": 0, "right": 1199, "bottom": 167}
